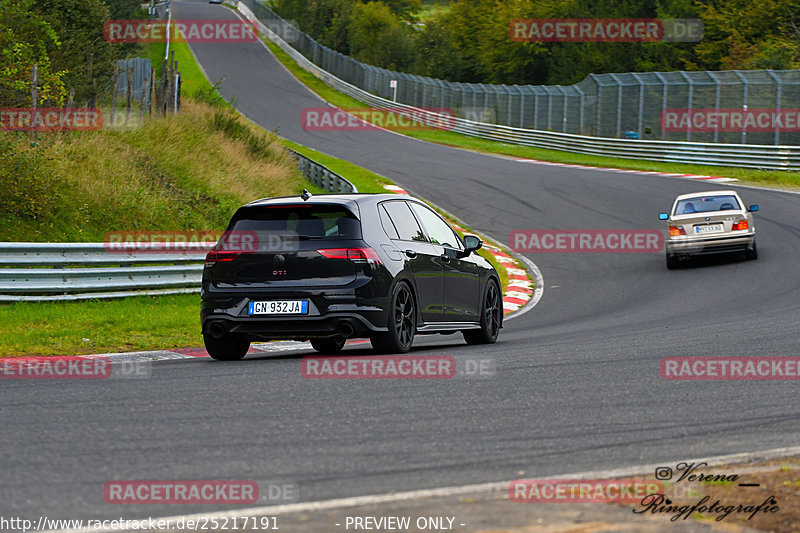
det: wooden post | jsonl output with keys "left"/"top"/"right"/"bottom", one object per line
{"left": 31, "top": 64, "right": 38, "bottom": 109}
{"left": 161, "top": 58, "right": 168, "bottom": 115}
{"left": 140, "top": 73, "right": 148, "bottom": 122}
{"left": 149, "top": 66, "right": 156, "bottom": 115}
{"left": 176, "top": 72, "right": 181, "bottom": 111}
{"left": 126, "top": 65, "right": 133, "bottom": 121}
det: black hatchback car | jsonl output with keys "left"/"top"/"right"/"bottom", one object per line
{"left": 200, "top": 192, "right": 502, "bottom": 359}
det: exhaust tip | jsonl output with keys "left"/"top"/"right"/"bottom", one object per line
{"left": 337, "top": 321, "right": 355, "bottom": 339}
{"left": 208, "top": 322, "right": 227, "bottom": 340}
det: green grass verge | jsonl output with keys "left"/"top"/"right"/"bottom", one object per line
{"left": 0, "top": 294, "right": 201, "bottom": 357}
{"left": 147, "top": 39, "right": 229, "bottom": 107}
{"left": 283, "top": 140, "right": 394, "bottom": 193}
{"left": 259, "top": 31, "right": 800, "bottom": 190}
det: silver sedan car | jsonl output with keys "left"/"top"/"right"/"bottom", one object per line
{"left": 659, "top": 190, "right": 759, "bottom": 269}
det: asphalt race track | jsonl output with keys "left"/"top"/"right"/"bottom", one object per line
{"left": 2, "top": 0, "right": 799, "bottom": 524}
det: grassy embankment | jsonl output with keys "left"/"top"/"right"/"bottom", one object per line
{"left": 0, "top": 39, "right": 305, "bottom": 355}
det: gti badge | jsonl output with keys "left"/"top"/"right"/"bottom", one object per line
{"left": 273, "top": 254, "right": 287, "bottom": 276}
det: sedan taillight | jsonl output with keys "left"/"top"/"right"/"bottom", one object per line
{"left": 318, "top": 247, "right": 382, "bottom": 264}
{"left": 669, "top": 226, "right": 686, "bottom": 236}
{"left": 732, "top": 220, "right": 749, "bottom": 231}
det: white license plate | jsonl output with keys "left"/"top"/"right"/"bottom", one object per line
{"left": 248, "top": 300, "right": 308, "bottom": 315}
{"left": 694, "top": 224, "right": 723, "bottom": 234}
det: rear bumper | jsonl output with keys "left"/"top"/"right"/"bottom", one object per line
{"left": 666, "top": 233, "right": 755, "bottom": 255}
{"left": 200, "top": 285, "right": 389, "bottom": 341}
{"left": 202, "top": 312, "right": 387, "bottom": 341}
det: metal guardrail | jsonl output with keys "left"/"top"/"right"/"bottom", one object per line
{"left": 1, "top": 152, "right": 356, "bottom": 301}
{"left": 238, "top": 1, "right": 800, "bottom": 171}
{"left": 289, "top": 149, "right": 357, "bottom": 192}
{"left": 0, "top": 243, "right": 209, "bottom": 302}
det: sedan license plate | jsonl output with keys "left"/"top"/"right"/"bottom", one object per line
{"left": 248, "top": 300, "right": 308, "bottom": 315}
{"left": 694, "top": 224, "right": 723, "bottom": 234}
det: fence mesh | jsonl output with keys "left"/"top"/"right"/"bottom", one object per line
{"left": 242, "top": 0, "right": 800, "bottom": 145}
{"left": 115, "top": 58, "right": 153, "bottom": 106}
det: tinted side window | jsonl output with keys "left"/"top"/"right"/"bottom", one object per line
{"left": 382, "top": 201, "right": 426, "bottom": 242}
{"left": 409, "top": 203, "right": 462, "bottom": 249}
{"left": 379, "top": 205, "right": 400, "bottom": 239}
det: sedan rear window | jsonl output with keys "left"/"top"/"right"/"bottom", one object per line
{"left": 674, "top": 195, "right": 741, "bottom": 215}
{"left": 230, "top": 205, "right": 361, "bottom": 239}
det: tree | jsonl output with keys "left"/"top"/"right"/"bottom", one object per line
{"left": 366, "top": 0, "right": 420, "bottom": 20}
{"left": 414, "top": 12, "right": 466, "bottom": 79}
{"left": 100, "top": 0, "right": 145, "bottom": 19}
{"left": 349, "top": 1, "right": 414, "bottom": 70}
{"left": 692, "top": 0, "right": 800, "bottom": 70}
{"left": 0, "top": 0, "right": 67, "bottom": 107}
{"left": 33, "top": 0, "right": 123, "bottom": 105}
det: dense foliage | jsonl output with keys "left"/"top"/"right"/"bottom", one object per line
{"left": 271, "top": 0, "right": 800, "bottom": 85}
{"left": 0, "top": 0, "right": 142, "bottom": 107}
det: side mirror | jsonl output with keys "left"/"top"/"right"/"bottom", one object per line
{"left": 463, "top": 235, "right": 483, "bottom": 255}
{"left": 749, "top": 204, "right": 759, "bottom": 212}
{"left": 658, "top": 213, "right": 669, "bottom": 220}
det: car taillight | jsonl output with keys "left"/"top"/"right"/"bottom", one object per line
{"left": 732, "top": 220, "right": 749, "bottom": 231}
{"left": 318, "top": 247, "right": 382, "bottom": 264}
{"left": 204, "top": 249, "right": 241, "bottom": 267}
{"left": 669, "top": 226, "right": 686, "bottom": 236}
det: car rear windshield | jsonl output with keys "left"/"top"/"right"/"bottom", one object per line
{"left": 674, "top": 195, "right": 741, "bottom": 215}
{"left": 229, "top": 204, "right": 361, "bottom": 239}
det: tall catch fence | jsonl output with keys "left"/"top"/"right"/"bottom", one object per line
{"left": 241, "top": 0, "right": 800, "bottom": 147}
